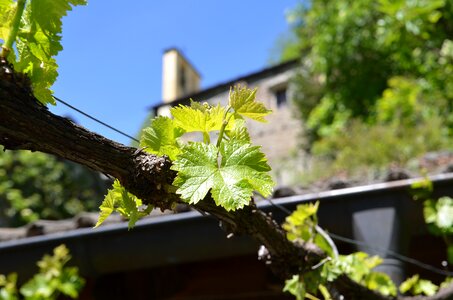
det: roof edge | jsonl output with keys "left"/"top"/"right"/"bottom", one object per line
{"left": 150, "top": 58, "right": 300, "bottom": 110}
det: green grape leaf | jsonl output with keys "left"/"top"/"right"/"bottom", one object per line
{"left": 140, "top": 116, "right": 184, "bottom": 161}
{"left": 440, "top": 277, "right": 453, "bottom": 290}
{"left": 226, "top": 118, "right": 251, "bottom": 143}
{"left": 0, "top": 273, "right": 18, "bottom": 300}
{"left": 20, "top": 274, "right": 54, "bottom": 298}
{"left": 340, "top": 252, "right": 369, "bottom": 282}
{"left": 283, "top": 275, "right": 305, "bottom": 300}
{"left": 364, "top": 272, "right": 397, "bottom": 296}
{"left": 9, "top": 0, "right": 87, "bottom": 105}
{"left": 400, "top": 275, "right": 438, "bottom": 296}
{"left": 172, "top": 140, "right": 274, "bottom": 211}
{"left": 95, "top": 190, "right": 115, "bottom": 229}
{"left": 0, "top": 0, "right": 15, "bottom": 42}
{"left": 170, "top": 103, "right": 226, "bottom": 135}
{"left": 400, "top": 275, "right": 420, "bottom": 294}
{"left": 415, "top": 279, "right": 438, "bottom": 296}
{"left": 423, "top": 197, "right": 453, "bottom": 234}
{"left": 58, "top": 267, "right": 85, "bottom": 298}
{"left": 321, "top": 260, "right": 343, "bottom": 282}
{"left": 116, "top": 189, "right": 141, "bottom": 229}
{"left": 286, "top": 202, "right": 319, "bottom": 226}
{"left": 435, "top": 197, "right": 453, "bottom": 229}
{"left": 229, "top": 85, "right": 271, "bottom": 122}
{"left": 95, "top": 180, "right": 151, "bottom": 229}
{"left": 282, "top": 202, "right": 319, "bottom": 242}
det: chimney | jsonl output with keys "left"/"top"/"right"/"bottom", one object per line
{"left": 162, "top": 48, "right": 201, "bottom": 103}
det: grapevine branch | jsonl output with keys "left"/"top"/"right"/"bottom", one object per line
{"left": 1, "top": 69, "right": 453, "bottom": 299}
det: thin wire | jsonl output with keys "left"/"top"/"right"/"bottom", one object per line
{"left": 53, "top": 96, "right": 140, "bottom": 143}
{"left": 264, "top": 198, "right": 453, "bottom": 277}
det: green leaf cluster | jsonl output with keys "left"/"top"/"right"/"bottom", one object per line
{"left": 0, "top": 148, "right": 107, "bottom": 227}
{"left": 0, "top": 0, "right": 87, "bottom": 105}
{"left": 283, "top": 251, "right": 397, "bottom": 299}
{"left": 283, "top": 202, "right": 335, "bottom": 257}
{"left": 97, "top": 86, "right": 273, "bottom": 226}
{"left": 95, "top": 180, "right": 152, "bottom": 229}
{"left": 0, "top": 245, "right": 84, "bottom": 300}
{"left": 141, "top": 85, "right": 274, "bottom": 211}
{"left": 399, "top": 275, "right": 438, "bottom": 296}
{"left": 326, "top": 253, "right": 396, "bottom": 297}
{"left": 283, "top": 275, "right": 305, "bottom": 300}
{"left": 282, "top": 0, "right": 453, "bottom": 148}
{"left": 283, "top": 203, "right": 398, "bottom": 298}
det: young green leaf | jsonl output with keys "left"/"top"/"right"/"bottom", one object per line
{"left": 95, "top": 180, "right": 151, "bottom": 229}
{"left": 229, "top": 85, "right": 271, "bottom": 122}
{"left": 285, "top": 202, "right": 319, "bottom": 227}
{"left": 400, "top": 275, "right": 438, "bottom": 296}
{"left": 117, "top": 189, "right": 141, "bottom": 229}
{"left": 170, "top": 103, "right": 226, "bottom": 136}
{"left": 95, "top": 190, "right": 116, "bottom": 228}
{"left": 225, "top": 118, "right": 251, "bottom": 143}
{"left": 283, "top": 275, "right": 305, "bottom": 300}
{"left": 423, "top": 197, "right": 453, "bottom": 234}
{"left": 400, "top": 275, "right": 420, "bottom": 294}
{"left": 440, "top": 277, "right": 453, "bottom": 290}
{"left": 364, "top": 272, "right": 397, "bottom": 297}
{"left": 140, "top": 116, "right": 184, "bottom": 161}
{"left": 171, "top": 140, "right": 274, "bottom": 211}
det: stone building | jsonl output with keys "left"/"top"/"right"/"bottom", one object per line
{"left": 151, "top": 48, "right": 303, "bottom": 186}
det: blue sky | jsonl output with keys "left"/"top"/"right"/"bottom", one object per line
{"left": 50, "top": 1, "right": 300, "bottom": 145}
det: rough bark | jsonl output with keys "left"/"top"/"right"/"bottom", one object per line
{"left": 1, "top": 71, "right": 452, "bottom": 299}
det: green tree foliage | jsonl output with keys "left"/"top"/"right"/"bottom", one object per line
{"left": 0, "top": 244, "right": 85, "bottom": 300}
{"left": 0, "top": 148, "right": 108, "bottom": 227}
{"left": 283, "top": 0, "right": 453, "bottom": 142}
{"left": 277, "top": 0, "right": 453, "bottom": 182}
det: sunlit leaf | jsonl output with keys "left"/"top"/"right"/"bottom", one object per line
{"left": 229, "top": 85, "right": 271, "bottom": 122}
{"left": 172, "top": 140, "right": 274, "bottom": 211}
{"left": 140, "top": 116, "right": 184, "bottom": 161}
{"left": 283, "top": 275, "right": 305, "bottom": 300}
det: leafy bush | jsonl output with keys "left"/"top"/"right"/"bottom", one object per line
{"left": 283, "top": 0, "right": 453, "bottom": 143}
{"left": 0, "top": 149, "right": 108, "bottom": 227}
{"left": 309, "top": 116, "right": 452, "bottom": 181}
{"left": 0, "top": 245, "right": 85, "bottom": 300}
